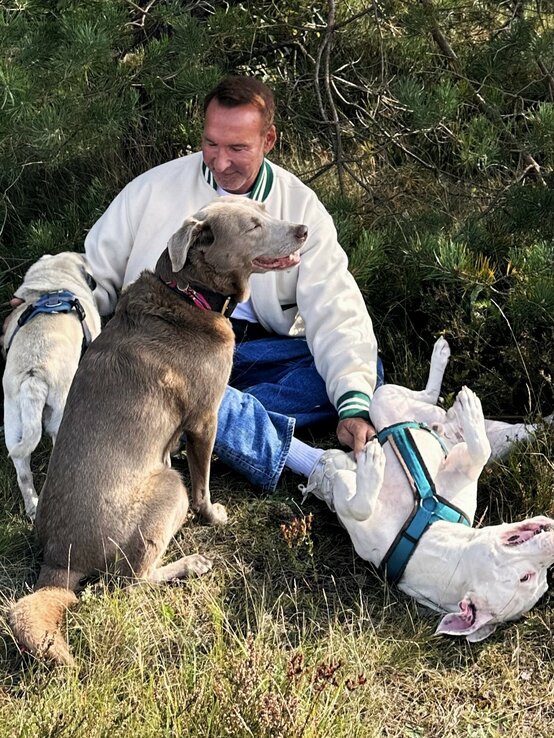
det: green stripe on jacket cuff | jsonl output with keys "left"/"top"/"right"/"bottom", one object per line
{"left": 337, "top": 391, "right": 371, "bottom": 421}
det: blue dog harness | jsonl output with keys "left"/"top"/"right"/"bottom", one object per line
{"left": 377, "top": 421, "right": 470, "bottom": 583}
{"left": 6, "top": 289, "right": 94, "bottom": 357}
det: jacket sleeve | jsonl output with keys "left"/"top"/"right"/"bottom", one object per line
{"left": 84, "top": 185, "right": 135, "bottom": 316}
{"left": 296, "top": 198, "right": 378, "bottom": 416}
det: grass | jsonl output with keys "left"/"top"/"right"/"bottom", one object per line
{"left": 0, "top": 414, "right": 553, "bottom": 737}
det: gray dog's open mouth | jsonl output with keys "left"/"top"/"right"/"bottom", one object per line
{"left": 252, "top": 251, "right": 301, "bottom": 270}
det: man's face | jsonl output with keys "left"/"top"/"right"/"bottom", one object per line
{"left": 202, "top": 100, "right": 276, "bottom": 194}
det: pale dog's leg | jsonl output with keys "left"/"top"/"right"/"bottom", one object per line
{"left": 334, "top": 441, "right": 386, "bottom": 522}
{"left": 3, "top": 399, "right": 38, "bottom": 520}
{"left": 434, "top": 387, "right": 491, "bottom": 520}
{"left": 10, "top": 456, "right": 38, "bottom": 520}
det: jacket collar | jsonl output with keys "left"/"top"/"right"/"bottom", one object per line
{"left": 201, "top": 159, "right": 274, "bottom": 202}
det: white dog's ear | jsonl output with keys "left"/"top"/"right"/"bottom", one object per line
{"left": 435, "top": 595, "right": 497, "bottom": 642}
{"left": 499, "top": 517, "right": 552, "bottom": 546}
{"left": 167, "top": 218, "right": 214, "bottom": 272}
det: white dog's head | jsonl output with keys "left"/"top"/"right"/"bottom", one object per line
{"left": 435, "top": 516, "right": 554, "bottom": 641}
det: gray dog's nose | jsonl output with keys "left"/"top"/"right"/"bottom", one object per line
{"left": 295, "top": 225, "right": 308, "bottom": 243}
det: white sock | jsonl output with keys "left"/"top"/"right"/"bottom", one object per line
{"left": 285, "top": 437, "right": 325, "bottom": 478}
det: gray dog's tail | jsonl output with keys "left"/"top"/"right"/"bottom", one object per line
{"left": 8, "top": 576, "right": 79, "bottom": 666}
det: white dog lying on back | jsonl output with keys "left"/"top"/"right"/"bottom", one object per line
{"left": 304, "top": 338, "right": 554, "bottom": 641}
{"left": 2, "top": 252, "right": 101, "bottom": 519}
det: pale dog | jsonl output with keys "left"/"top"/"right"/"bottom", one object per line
{"left": 2, "top": 252, "right": 101, "bottom": 519}
{"left": 315, "top": 338, "right": 554, "bottom": 641}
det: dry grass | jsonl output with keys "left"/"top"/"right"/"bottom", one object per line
{"left": 0, "top": 428, "right": 553, "bottom": 737}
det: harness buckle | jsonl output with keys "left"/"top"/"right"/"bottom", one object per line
{"left": 421, "top": 497, "right": 438, "bottom": 513}
{"left": 43, "top": 290, "right": 65, "bottom": 309}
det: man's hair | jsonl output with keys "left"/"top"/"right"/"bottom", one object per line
{"left": 203, "top": 76, "right": 275, "bottom": 132}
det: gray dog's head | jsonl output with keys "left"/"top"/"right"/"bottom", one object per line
{"left": 158, "top": 197, "right": 307, "bottom": 303}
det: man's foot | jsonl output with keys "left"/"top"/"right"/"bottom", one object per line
{"left": 299, "top": 449, "right": 356, "bottom": 510}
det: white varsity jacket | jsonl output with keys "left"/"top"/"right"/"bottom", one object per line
{"left": 84, "top": 152, "right": 378, "bottom": 418}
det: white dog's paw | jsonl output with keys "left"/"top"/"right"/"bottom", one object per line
{"left": 432, "top": 336, "right": 451, "bottom": 368}
{"left": 334, "top": 440, "right": 385, "bottom": 522}
{"left": 456, "top": 386, "right": 484, "bottom": 424}
{"left": 356, "top": 440, "right": 386, "bottom": 496}
{"left": 456, "top": 386, "right": 490, "bottom": 462}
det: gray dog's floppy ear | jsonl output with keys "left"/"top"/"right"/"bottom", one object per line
{"left": 167, "top": 218, "right": 213, "bottom": 272}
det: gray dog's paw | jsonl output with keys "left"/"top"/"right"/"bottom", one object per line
{"left": 184, "top": 553, "right": 213, "bottom": 577}
{"left": 206, "top": 502, "right": 228, "bottom": 526}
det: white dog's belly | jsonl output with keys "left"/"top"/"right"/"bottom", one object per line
{"left": 346, "top": 432, "right": 449, "bottom": 565}
{"left": 371, "top": 384, "right": 449, "bottom": 433}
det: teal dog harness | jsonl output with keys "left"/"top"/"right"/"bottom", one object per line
{"left": 377, "top": 421, "right": 470, "bottom": 583}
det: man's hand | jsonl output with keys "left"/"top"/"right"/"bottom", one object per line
{"left": 2, "top": 297, "right": 24, "bottom": 337}
{"left": 336, "top": 417, "right": 377, "bottom": 455}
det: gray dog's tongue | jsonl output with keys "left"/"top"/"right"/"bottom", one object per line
{"left": 253, "top": 251, "right": 301, "bottom": 270}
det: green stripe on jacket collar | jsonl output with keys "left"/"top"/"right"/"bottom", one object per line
{"left": 202, "top": 159, "right": 275, "bottom": 202}
{"left": 337, "top": 391, "right": 371, "bottom": 421}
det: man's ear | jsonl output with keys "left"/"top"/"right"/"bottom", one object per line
{"left": 167, "top": 218, "right": 213, "bottom": 272}
{"left": 263, "top": 124, "right": 277, "bottom": 154}
{"left": 435, "top": 594, "right": 498, "bottom": 642}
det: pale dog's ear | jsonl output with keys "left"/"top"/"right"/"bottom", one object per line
{"left": 435, "top": 594, "right": 497, "bottom": 642}
{"left": 167, "top": 217, "right": 214, "bottom": 273}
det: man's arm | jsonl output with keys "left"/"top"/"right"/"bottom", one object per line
{"left": 84, "top": 185, "right": 136, "bottom": 316}
{"left": 294, "top": 197, "right": 379, "bottom": 451}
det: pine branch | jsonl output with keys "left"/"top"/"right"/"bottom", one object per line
{"left": 314, "top": 0, "right": 345, "bottom": 193}
{"left": 536, "top": 58, "right": 554, "bottom": 101}
{"left": 418, "top": 0, "right": 546, "bottom": 185}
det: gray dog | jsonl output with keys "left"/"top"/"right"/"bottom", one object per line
{"left": 8, "top": 197, "right": 307, "bottom": 666}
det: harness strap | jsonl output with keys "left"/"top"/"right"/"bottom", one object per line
{"left": 6, "top": 290, "right": 93, "bottom": 357}
{"left": 377, "top": 422, "right": 470, "bottom": 583}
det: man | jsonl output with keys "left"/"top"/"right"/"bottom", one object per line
{"left": 85, "top": 76, "right": 384, "bottom": 495}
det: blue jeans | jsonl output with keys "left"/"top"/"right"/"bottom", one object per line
{"left": 212, "top": 329, "right": 384, "bottom": 492}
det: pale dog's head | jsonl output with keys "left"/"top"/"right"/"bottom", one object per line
{"left": 435, "top": 516, "right": 554, "bottom": 641}
{"left": 14, "top": 252, "right": 97, "bottom": 301}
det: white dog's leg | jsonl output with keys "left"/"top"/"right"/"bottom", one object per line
{"left": 411, "top": 337, "right": 451, "bottom": 405}
{"left": 334, "top": 441, "right": 386, "bottom": 522}
{"left": 485, "top": 414, "right": 553, "bottom": 460}
{"left": 434, "top": 387, "right": 490, "bottom": 520}
{"left": 456, "top": 387, "right": 492, "bottom": 471}
{"left": 424, "top": 337, "right": 451, "bottom": 402}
